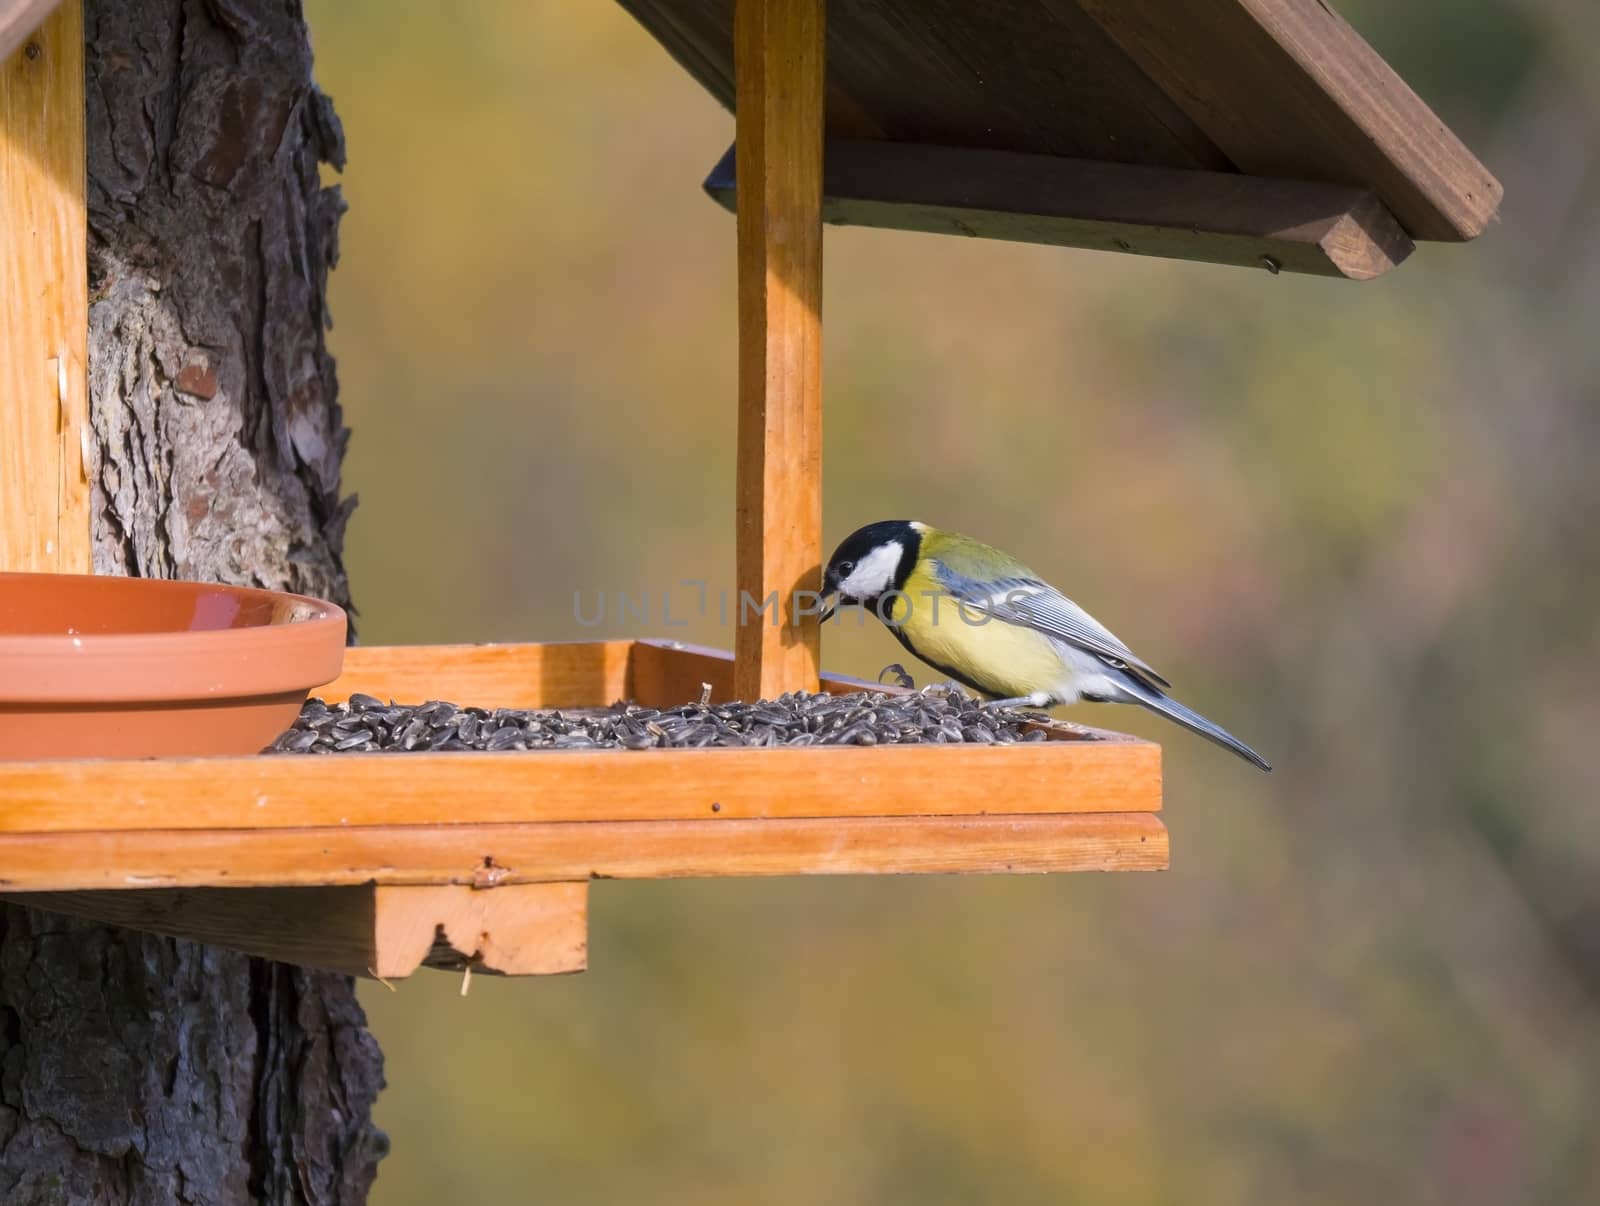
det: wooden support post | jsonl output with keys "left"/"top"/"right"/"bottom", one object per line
{"left": 733, "top": 0, "right": 825, "bottom": 701}
{"left": 0, "top": 0, "right": 90, "bottom": 574}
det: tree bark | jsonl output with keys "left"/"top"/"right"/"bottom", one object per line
{"left": 0, "top": 2, "right": 384, "bottom": 1202}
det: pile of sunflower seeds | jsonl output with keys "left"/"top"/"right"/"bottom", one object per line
{"left": 265, "top": 685, "right": 1050, "bottom": 754}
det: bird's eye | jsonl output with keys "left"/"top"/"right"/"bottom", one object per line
{"left": 837, "top": 560, "right": 855, "bottom": 577}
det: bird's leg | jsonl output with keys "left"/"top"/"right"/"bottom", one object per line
{"left": 983, "top": 692, "right": 1054, "bottom": 711}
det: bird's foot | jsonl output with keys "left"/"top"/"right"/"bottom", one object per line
{"left": 877, "top": 663, "right": 916, "bottom": 689}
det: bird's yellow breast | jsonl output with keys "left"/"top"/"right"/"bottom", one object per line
{"left": 886, "top": 560, "right": 1068, "bottom": 698}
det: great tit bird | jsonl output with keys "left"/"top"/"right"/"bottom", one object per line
{"left": 820, "top": 520, "right": 1271, "bottom": 771}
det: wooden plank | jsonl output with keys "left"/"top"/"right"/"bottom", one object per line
{"left": 632, "top": 637, "right": 894, "bottom": 705}
{"left": 819, "top": 0, "right": 1230, "bottom": 169}
{"left": 630, "top": 638, "right": 737, "bottom": 704}
{"left": 615, "top": 0, "right": 1230, "bottom": 168}
{"left": 0, "top": 812, "right": 1169, "bottom": 890}
{"left": 706, "top": 140, "right": 1413, "bottom": 280}
{"left": 322, "top": 640, "right": 635, "bottom": 709}
{"left": 733, "top": 0, "right": 825, "bottom": 701}
{"left": 0, "top": 0, "right": 90, "bottom": 573}
{"left": 0, "top": 0, "right": 58, "bottom": 65}
{"left": 1, "top": 882, "right": 589, "bottom": 977}
{"left": 1074, "top": 0, "right": 1502, "bottom": 241}
{"left": 0, "top": 885, "right": 386, "bottom": 972}
{"left": 0, "top": 733, "right": 1161, "bottom": 833}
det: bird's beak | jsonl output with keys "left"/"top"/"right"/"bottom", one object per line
{"left": 818, "top": 588, "right": 838, "bottom": 625}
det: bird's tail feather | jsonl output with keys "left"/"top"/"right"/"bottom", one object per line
{"left": 1111, "top": 677, "right": 1272, "bottom": 772}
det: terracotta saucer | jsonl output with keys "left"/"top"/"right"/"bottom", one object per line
{"left": 0, "top": 572, "right": 346, "bottom": 760}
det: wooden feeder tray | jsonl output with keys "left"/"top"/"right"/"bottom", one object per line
{"left": 0, "top": 639, "right": 1164, "bottom": 978}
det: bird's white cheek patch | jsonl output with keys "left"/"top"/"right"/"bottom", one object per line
{"left": 842, "top": 542, "right": 902, "bottom": 599}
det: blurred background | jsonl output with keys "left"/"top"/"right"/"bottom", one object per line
{"left": 304, "top": 2, "right": 1599, "bottom": 1201}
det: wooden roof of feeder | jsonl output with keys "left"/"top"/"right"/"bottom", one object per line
{"left": 0, "top": 0, "right": 1495, "bottom": 981}
{"left": 621, "top": 0, "right": 1502, "bottom": 279}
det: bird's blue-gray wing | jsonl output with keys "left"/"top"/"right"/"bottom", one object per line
{"left": 932, "top": 567, "right": 1173, "bottom": 690}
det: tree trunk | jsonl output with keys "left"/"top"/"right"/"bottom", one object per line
{"left": 0, "top": 2, "right": 385, "bottom": 1202}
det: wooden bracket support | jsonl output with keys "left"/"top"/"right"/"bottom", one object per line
{"left": 732, "top": 0, "right": 825, "bottom": 701}
{"left": 1, "top": 882, "right": 590, "bottom": 979}
{"left": 707, "top": 139, "right": 1414, "bottom": 280}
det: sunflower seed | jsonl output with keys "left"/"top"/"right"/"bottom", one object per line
{"left": 266, "top": 685, "right": 1054, "bottom": 755}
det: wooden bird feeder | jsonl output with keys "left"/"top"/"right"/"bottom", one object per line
{"left": 0, "top": 0, "right": 1498, "bottom": 979}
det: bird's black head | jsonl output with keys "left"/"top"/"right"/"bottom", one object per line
{"left": 823, "top": 520, "right": 922, "bottom": 610}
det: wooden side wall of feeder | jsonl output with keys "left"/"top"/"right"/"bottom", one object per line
{"left": 732, "top": 0, "right": 825, "bottom": 701}
{"left": 0, "top": 0, "right": 90, "bottom": 575}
